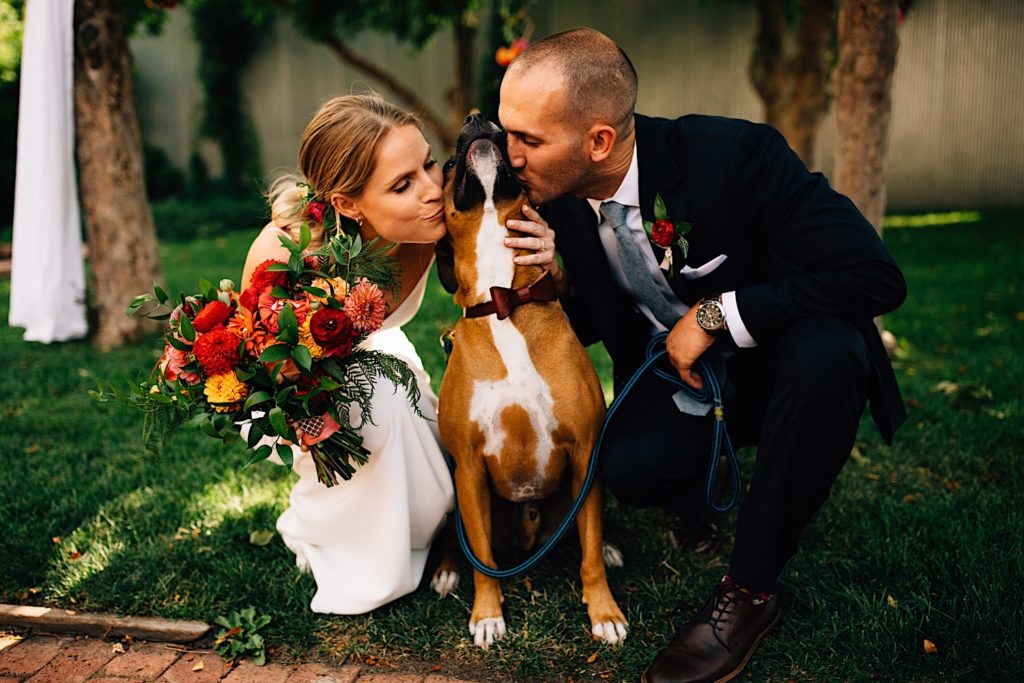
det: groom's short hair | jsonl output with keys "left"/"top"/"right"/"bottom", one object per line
{"left": 509, "top": 28, "right": 638, "bottom": 136}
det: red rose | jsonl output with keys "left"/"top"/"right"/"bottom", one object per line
{"left": 651, "top": 219, "right": 675, "bottom": 249}
{"left": 309, "top": 308, "right": 356, "bottom": 358}
{"left": 306, "top": 200, "right": 326, "bottom": 224}
{"left": 192, "top": 300, "right": 232, "bottom": 333}
{"left": 239, "top": 287, "right": 259, "bottom": 312}
{"left": 249, "top": 260, "right": 289, "bottom": 294}
{"left": 193, "top": 327, "right": 241, "bottom": 375}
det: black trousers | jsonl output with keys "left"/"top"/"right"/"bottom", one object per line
{"left": 599, "top": 316, "right": 871, "bottom": 592}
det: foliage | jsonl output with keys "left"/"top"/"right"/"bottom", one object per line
{"left": 3, "top": 213, "right": 1022, "bottom": 679}
{"left": 213, "top": 607, "right": 272, "bottom": 665}
{"left": 151, "top": 195, "right": 267, "bottom": 242}
{"left": 190, "top": 0, "right": 269, "bottom": 196}
{"left": 0, "top": 1, "right": 23, "bottom": 84}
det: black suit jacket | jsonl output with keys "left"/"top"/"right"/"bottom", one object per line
{"left": 541, "top": 114, "right": 908, "bottom": 444}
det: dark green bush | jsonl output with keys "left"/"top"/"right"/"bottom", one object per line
{"left": 151, "top": 194, "right": 267, "bottom": 242}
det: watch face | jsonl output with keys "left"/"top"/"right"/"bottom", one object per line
{"left": 697, "top": 301, "right": 725, "bottom": 331}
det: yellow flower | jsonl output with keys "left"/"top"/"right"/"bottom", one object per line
{"left": 203, "top": 371, "right": 248, "bottom": 412}
{"left": 299, "top": 317, "right": 326, "bottom": 360}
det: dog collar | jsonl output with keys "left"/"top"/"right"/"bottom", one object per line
{"left": 464, "top": 271, "right": 557, "bottom": 320}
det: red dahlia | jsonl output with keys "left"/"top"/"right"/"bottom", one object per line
{"left": 651, "top": 219, "right": 675, "bottom": 249}
{"left": 192, "top": 300, "right": 232, "bottom": 333}
{"left": 193, "top": 327, "right": 241, "bottom": 375}
{"left": 249, "top": 260, "right": 289, "bottom": 294}
{"left": 306, "top": 200, "right": 326, "bottom": 224}
{"left": 238, "top": 287, "right": 259, "bottom": 312}
{"left": 309, "top": 308, "right": 356, "bottom": 358}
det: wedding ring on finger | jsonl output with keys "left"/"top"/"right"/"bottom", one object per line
{"left": 539, "top": 238, "right": 547, "bottom": 251}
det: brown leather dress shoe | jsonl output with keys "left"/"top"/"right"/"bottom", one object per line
{"left": 641, "top": 581, "right": 781, "bottom": 683}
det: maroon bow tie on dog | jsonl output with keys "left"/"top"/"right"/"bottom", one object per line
{"left": 465, "top": 271, "right": 557, "bottom": 320}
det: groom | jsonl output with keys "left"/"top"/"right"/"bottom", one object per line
{"left": 497, "top": 28, "right": 907, "bottom": 683}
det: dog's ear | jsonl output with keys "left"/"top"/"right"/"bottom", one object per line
{"left": 434, "top": 233, "right": 459, "bottom": 294}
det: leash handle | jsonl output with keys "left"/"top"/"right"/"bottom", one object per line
{"left": 448, "top": 332, "right": 741, "bottom": 579}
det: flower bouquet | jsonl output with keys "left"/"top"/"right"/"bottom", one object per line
{"left": 94, "top": 225, "right": 422, "bottom": 487}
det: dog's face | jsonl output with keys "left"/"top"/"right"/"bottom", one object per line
{"left": 437, "top": 114, "right": 528, "bottom": 297}
{"left": 443, "top": 113, "right": 524, "bottom": 227}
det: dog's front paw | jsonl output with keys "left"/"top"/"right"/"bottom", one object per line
{"left": 431, "top": 568, "right": 460, "bottom": 597}
{"left": 469, "top": 616, "right": 506, "bottom": 649}
{"left": 602, "top": 542, "right": 624, "bottom": 568}
{"left": 591, "top": 618, "right": 628, "bottom": 645}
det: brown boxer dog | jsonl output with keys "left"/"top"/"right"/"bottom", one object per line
{"left": 437, "top": 113, "right": 628, "bottom": 649}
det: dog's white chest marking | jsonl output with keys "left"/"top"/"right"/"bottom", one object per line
{"left": 466, "top": 147, "right": 556, "bottom": 483}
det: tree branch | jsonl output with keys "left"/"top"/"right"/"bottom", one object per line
{"left": 321, "top": 34, "right": 455, "bottom": 150}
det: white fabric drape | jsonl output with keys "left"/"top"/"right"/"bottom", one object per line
{"left": 8, "top": 0, "right": 87, "bottom": 343}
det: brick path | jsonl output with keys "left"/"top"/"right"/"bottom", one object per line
{"left": 0, "top": 634, "right": 479, "bottom": 683}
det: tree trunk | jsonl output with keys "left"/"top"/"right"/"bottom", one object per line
{"left": 446, "top": 19, "right": 477, "bottom": 150}
{"left": 783, "top": 0, "right": 838, "bottom": 166}
{"left": 750, "top": 0, "right": 837, "bottom": 168}
{"left": 74, "top": 0, "right": 163, "bottom": 350}
{"left": 832, "top": 0, "right": 900, "bottom": 235}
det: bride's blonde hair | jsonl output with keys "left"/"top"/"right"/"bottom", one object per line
{"left": 267, "top": 94, "right": 421, "bottom": 248}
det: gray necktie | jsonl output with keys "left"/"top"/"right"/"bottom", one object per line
{"left": 600, "top": 200, "right": 682, "bottom": 330}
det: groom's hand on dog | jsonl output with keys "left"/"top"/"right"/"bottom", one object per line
{"left": 666, "top": 306, "right": 716, "bottom": 391}
{"left": 502, "top": 204, "right": 563, "bottom": 284}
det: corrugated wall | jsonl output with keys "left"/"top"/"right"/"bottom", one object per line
{"left": 132, "top": 0, "right": 1024, "bottom": 209}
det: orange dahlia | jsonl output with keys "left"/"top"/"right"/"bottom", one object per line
{"left": 193, "top": 327, "right": 241, "bottom": 375}
{"left": 344, "top": 278, "right": 386, "bottom": 333}
{"left": 227, "top": 306, "right": 268, "bottom": 357}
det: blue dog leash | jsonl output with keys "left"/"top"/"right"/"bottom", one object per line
{"left": 443, "top": 331, "right": 742, "bottom": 579}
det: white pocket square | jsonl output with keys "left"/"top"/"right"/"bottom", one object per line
{"left": 680, "top": 254, "right": 728, "bottom": 280}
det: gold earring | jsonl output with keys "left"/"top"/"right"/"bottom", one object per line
{"left": 357, "top": 215, "right": 364, "bottom": 227}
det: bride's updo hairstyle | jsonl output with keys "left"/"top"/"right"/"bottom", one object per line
{"left": 268, "top": 94, "right": 421, "bottom": 248}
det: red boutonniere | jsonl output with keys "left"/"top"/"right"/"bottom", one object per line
{"left": 643, "top": 193, "right": 693, "bottom": 273}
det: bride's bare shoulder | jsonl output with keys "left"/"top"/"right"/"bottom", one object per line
{"left": 242, "top": 223, "right": 292, "bottom": 289}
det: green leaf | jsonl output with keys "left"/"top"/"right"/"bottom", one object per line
{"left": 277, "top": 304, "right": 298, "bottom": 345}
{"left": 277, "top": 233, "right": 302, "bottom": 256}
{"left": 265, "top": 262, "right": 291, "bottom": 272}
{"left": 258, "top": 344, "right": 291, "bottom": 363}
{"left": 166, "top": 335, "right": 191, "bottom": 351}
{"left": 246, "top": 444, "right": 273, "bottom": 465}
{"left": 153, "top": 283, "right": 169, "bottom": 304}
{"left": 299, "top": 221, "right": 311, "bottom": 251}
{"left": 302, "top": 286, "right": 328, "bottom": 299}
{"left": 198, "top": 277, "right": 216, "bottom": 299}
{"left": 289, "top": 252, "right": 303, "bottom": 273}
{"left": 179, "top": 314, "right": 196, "bottom": 342}
{"left": 248, "top": 529, "right": 275, "bottom": 546}
{"left": 245, "top": 422, "right": 265, "bottom": 448}
{"left": 125, "top": 294, "right": 154, "bottom": 316}
{"left": 291, "top": 345, "right": 313, "bottom": 372}
{"left": 270, "top": 285, "right": 291, "bottom": 299}
{"left": 268, "top": 406, "right": 290, "bottom": 438}
{"left": 654, "top": 193, "right": 668, "bottom": 220}
{"left": 276, "top": 442, "right": 294, "bottom": 469}
{"left": 275, "top": 385, "right": 296, "bottom": 405}
{"left": 243, "top": 391, "right": 272, "bottom": 412}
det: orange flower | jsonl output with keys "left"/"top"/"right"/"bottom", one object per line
{"left": 227, "top": 306, "right": 268, "bottom": 357}
{"left": 309, "top": 277, "right": 348, "bottom": 305}
{"left": 344, "top": 278, "right": 386, "bottom": 333}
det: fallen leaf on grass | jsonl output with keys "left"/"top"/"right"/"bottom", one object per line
{"left": 946, "top": 479, "right": 960, "bottom": 493}
{"left": 69, "top": 551, "right": 81, "bottom": 561}
{"left": 430, "top": 664, "right": 443, "bottom": 672}
{"left": 249, "top": 530, "right": 275, "bottom": 546}
{"left": 864, "top": 472, "right": 881, "bottom": 481}
{"left": 886, "top": 595, "right": 898, "bottom": 608}
{"left": 923, "top": 639, "right": 938, "bottom": 654}
{"left": 586, "top": 652, "right": 599, "bottom": 664}
{"left": 906, "top": 398, "right": 923, "bottom": 410}
{"left": 24, "top": 444, "right": 41, "bottom": 454}
{"left": 903, "top": 494, "right": 916, "bottom": 503}
{"left": 51, "top": 537, "right": 62, "bottom": 544}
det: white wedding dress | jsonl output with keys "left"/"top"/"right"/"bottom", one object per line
{"left": 268, "top": 263, "right": 454, "bottom": 614}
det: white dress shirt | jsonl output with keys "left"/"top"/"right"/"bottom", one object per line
{"left": 586, "top": 143, "right": 757, "bottom": 348}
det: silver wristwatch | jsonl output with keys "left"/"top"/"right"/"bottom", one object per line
{"left": 695, "top": 294, "right": 728, "bottom": 336}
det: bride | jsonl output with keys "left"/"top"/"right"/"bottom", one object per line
{"left": 240, "top": 94, "right": 558, "bottom": 615}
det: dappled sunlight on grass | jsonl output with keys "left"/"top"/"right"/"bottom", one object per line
{"left": 182, "top": 467, "right": 292, "bottom": 531}
{"left": 884, "top": 210, "right": 983, "bottom": 229}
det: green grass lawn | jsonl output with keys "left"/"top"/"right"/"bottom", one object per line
{"left": 2, "top": 212, "right": 1022, "bottom": 681}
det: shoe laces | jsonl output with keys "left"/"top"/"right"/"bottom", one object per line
{"left": 698, "top": 577, "right": 772, "bottom": 650}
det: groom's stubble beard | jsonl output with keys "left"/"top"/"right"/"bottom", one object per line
{"left": 520, "top": 142, "right": 593, "bottom": 207}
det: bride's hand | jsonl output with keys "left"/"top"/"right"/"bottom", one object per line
{"left": 504, "top": 204, "right": 563, "bottom": 283}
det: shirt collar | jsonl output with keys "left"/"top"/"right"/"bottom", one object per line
{"left": 587, "top": 142, "right": 640, "bottom": 221}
